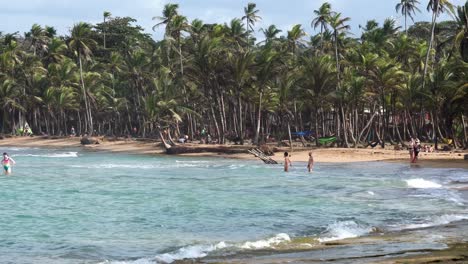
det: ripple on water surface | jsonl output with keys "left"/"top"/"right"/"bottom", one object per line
{"left": 0, "top": 147, "right": 467, "bottom": 263}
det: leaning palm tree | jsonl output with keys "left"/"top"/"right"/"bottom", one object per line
{"left": 396, "top": 0, "right": 421, "bottom": 33}
{"left": 312, "top": 2, "right": 333, "bottom": 52}
{"left": 242, "top": 3, "right": 261, "bottom": 46}
{"left": 68, "top": 22, "right": 97, "bottom": 134}
{"left": 422, "top": 0, "right": 454, "bottom": 90}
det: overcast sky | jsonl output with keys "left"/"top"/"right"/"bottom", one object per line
{"left": 0, "top": 0, "right": 464, "bottom": 40}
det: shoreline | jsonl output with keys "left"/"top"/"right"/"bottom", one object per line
{"left": 1, "top": 136, "right": 467, "bottom": 168}
{"left": 201, "top": 219, "right": 468, "bottom": 264}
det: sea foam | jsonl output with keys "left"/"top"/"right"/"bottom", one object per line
{"left": 318, "top": 221, "right": 372, "bottom": 242}
{"left": 15, "top": 152, "right": 78, "bottom": 158}
{"left": 402, "top": 214, "right": 468, "bottom": 230}
{"left": 406, "top": 178, "right": 442, "bottom": 189}
{"left": 101, "top": 234, "right": 291, "bottom": 264}
{"left": 240, "top": 233, "right": 290, "bottom": 249}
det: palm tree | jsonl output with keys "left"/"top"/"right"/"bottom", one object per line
{"left": 454, "top": 1, "right": 468, "bottom": 62}
{"left": 68, "top": 22, "right": 97, "bottom": 134}
{"left": 260, "top": 25, "right": 282, "bottom": 44}
{"left": 396, "top": 0, "right": 422, "bottom": 33}
{"left": 328, "top": 12, "right": 351, "bottom": 87}
{"left": 103, "top": 11, "right": 111, "bottom": 49}
{"left": 242, "top": 3, "right": 261, "bottom": 46}
{"left": 230, "top": 51, "right": 255, "bottom": 145}
{"left": 170, "top": 15, "right": 189, "bottom": 75}
{"left": 152, "top": 3, "right": 179, "bottom": 36}
{"left": 25, "top": 24, "right": 49, "bottom": 56}
{"left": 301, "top": 55, "right": 336, "bottom": 146}
{"left": 253, "top": 47, "right": 279, "bottom": 145}
{"left": 328, "top": 12, "right": 351, "bottom": 146}
{"left": 43, "top": 38, "right": 67, "bottom": 65}
{"left": 422, "top": 0, "right": 454, "bottom": 90}
{"left": 312, "top": 2, "right": 333, "bottom": 51}
{"left": 287, "top": 24, "right": 307, "bottom": 54}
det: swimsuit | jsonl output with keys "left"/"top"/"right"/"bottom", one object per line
{"left": 3, "top": 158, "right": 11, "bottom": 171}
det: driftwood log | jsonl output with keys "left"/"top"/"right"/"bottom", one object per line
{"left": 248, "top": 148, "right": 278, "bottom": 164}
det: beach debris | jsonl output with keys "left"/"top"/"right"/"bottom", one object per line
{"left": 248, "top": 148, "right": 278, "bottom": 164}
{"left": 80, "top": 136, "right": 100, "bottom": 145}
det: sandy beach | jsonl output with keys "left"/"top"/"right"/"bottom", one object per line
{"left": 1, "top": 136, "right": 467, "bottom": 169}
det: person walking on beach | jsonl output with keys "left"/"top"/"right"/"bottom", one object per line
{"left": 284, "top": 152, "right": 292, "bottom": 172}
{"left": 2, "top": 152, "right": 16, "bottom": 175}
{"left": 307, "top": 152, "right": 314, "bottom": 172}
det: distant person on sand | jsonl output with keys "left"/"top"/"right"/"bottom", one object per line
{"left": 307, "top": 152, "right": 314, "bottom": 172}
{"left": 284, "top": 152, "right": 292, "bottom": 172}
{"left": 70, "top": 126, "right": 76, "bottom": 137}
{"left": 2, "top": 152, "right": 16, "bottom": 175}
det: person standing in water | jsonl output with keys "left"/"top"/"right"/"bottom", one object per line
{"left": 409, "top": 137, "right": 415, "bottom": 163}
{"left": 307, "top": 152, "right": 314, "bottom": 172}
{"left": 412, "top": 137, "right": 421, "bottom": 163}
{"left": 284, "top": 152, "right": 292, "bottom": 172}
{"left": 2, "top": 152, "right": 16, "bottom": 175}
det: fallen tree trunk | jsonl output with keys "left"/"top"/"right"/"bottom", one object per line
{"left": 165, "top": 145, "right": 248, "bottom": 155}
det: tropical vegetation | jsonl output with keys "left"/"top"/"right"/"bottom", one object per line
{"left": 0, "top": 1, "right": 467, "bottom": 149}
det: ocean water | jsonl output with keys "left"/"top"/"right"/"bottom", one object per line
{"left": 0, "top": 147, "right": 467, "bottom": 264}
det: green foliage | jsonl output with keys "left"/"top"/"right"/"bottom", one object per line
{"left": 0, "top": 1, "right": 466, "bottom": 147}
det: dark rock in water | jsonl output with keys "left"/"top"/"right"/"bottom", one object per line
{"left": 80, "top": 137, "right": 99, "bottom": 145}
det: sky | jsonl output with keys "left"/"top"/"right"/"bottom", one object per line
{"left": 0, "top": 0, "right": 465, "bottom": 40}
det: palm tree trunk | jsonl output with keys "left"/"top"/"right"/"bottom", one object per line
{"left": 238, "top": 93, "right": 244, "bottom": 145}
{"left": 254, "top": 90, "right": 263, "bottom": 145}
{"left": 287, "top": 120, "right": 293, "bottom": 150}
{"left": 422, "top": 5, "right": 439, "bottom": 90}
{"left": 315, "top": 108, "right": 320, "bottom": 147}
{"left": 78, "top": 53, "right": 93, "bottom": 134}
{"left": 404, "top": 13, "right": 407, "bottom": 34}
{"left": 103, "top": 16, "right": 107, "bottom": 49}
{"left": 462, "top": 114, "right": 468, "bottom": 148}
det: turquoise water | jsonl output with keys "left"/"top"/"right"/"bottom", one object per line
{"left": 0, "top": 147, "right": 467, "bottom": 263}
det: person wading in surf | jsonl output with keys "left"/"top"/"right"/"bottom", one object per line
{"left": 2, "top": 152, "right": 16, "bottom": 175}
{"left": 307, "top": 152, "right": 314, "bottom": 172}
{"left": 284, "top": 152, "right": 292, "bottom": 172}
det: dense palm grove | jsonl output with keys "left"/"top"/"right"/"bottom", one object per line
{"left": 0, "top": 1, "right": 467, "bottom": 148}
